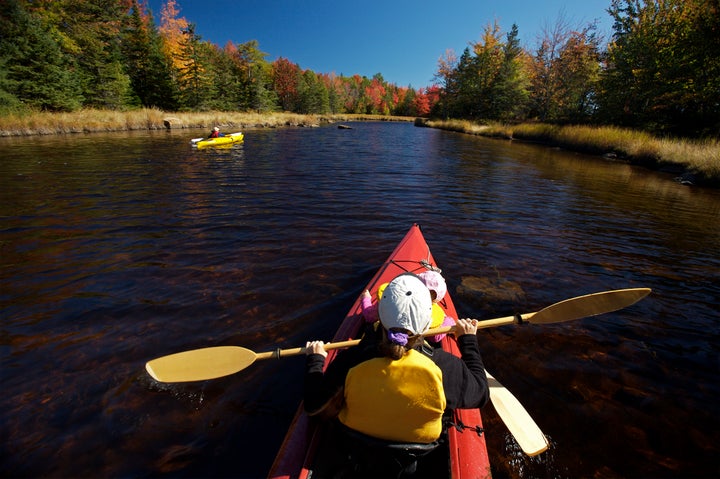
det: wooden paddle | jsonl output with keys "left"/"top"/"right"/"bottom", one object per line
{"left": 485, "top": 369, "right": 549, "bottom": 456}
{"left": 145, "top": 340, "right": 360, "bottom": 383}
{"left": 473, "top": 287, "right": 652, "bottom": 328}
{"left": 145, "top": 288, "right": 650, "bottom": 382}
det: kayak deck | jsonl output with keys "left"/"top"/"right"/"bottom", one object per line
{"left": 268, "top": 224, "right": 491, "bottom": 479}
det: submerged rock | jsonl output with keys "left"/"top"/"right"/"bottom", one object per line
{"left": 675, "top": 171, "right": 697, "bottom": 185}
{"left": 456, "top": 275, "right": 526, "bottom": 309}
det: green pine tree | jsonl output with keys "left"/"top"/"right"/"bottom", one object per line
{"left": 0, "top": 0, "right": 83, "bottom": 111}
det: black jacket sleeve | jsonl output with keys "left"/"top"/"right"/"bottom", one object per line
{"left": 303, "top": 337, "right": 379, "bottom": 415}
{"left": 304, "top": 353, "right": 334, "bottom": 414}
{"left": 432, "top": 334, "right": 489, "bottom": 410}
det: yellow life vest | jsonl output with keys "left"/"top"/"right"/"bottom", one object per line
{"left": 339, "top": 349, "right": 446, "bottom": 443}
{"left": 376, "top": 282, "right": 389, "bottom": 300}
{"left": 430, "top": 303, "right": 445, "bottom": 329}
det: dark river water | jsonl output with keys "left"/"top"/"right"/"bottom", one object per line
{"left": 1, "top": 122, "right": 719, "bottom": 478}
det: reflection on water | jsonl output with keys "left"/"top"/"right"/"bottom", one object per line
{"left": 1, "top": 124, "right": 719, "bottom": 478}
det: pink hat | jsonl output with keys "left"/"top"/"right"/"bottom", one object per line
{"left": 417, "top": 270, "right": 447, "bottom": 302}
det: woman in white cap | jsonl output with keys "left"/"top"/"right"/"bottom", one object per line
{"left": 208, "top": 126, "right": 222, "bottom": 138}
{"left": 304, "top": 273, "right": 489, "bottom": 475}
{"left": 359, "top": 270, "right": 452, "bottom": 342}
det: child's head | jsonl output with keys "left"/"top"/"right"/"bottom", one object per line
{"left": 417, "top": 270, "right": 446, "bottom": 303}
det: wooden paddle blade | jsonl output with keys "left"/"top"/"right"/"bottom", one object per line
{"left": 485, "top": 370, "right": 549, "bottom": 456}
{"left": 145, "top": 346, "right": 257, "bottom": 383}
{"left": 529, "top": 288, "right": 651, "bottom": 324}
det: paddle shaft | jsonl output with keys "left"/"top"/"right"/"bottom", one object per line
{"left": 255, "top": 339, "right": 361, "bottom": 360}
{"left": 253, "top": 317, "right": 524, "bottom": 360}
{"left": 253, "top": 284, "right": 652, "bottom": 359}
{"left": 144, "top": 320, "right": 519, "bottom": 382}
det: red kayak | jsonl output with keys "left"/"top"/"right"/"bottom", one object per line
{"left": 268, "top": 224, "right": 491, "bottom": 479}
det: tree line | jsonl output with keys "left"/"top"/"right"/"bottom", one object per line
{"left": 433, "top": 0, "right": 719, "bottom": 137}
{"left": 0, "top": 0, "right": 435, "bottom": 117}
{"left": 1, "top": 0, "right": 717, "bottom": 137}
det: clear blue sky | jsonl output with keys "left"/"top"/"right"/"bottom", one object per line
{"left": 148, "top": 0, "right": 613, "bottom": 89}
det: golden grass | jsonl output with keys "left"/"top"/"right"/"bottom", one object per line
{"left": 0, "top": 109, "right": 413, "bottom": 136}
{"left": 0, "top": 108, "right": 167, "bottom": 134}
{"left": 423, "top": 119, "right": 720, "bottom": 183}
{"left": 421, "top": 118, "right": 493, "bottom": 135}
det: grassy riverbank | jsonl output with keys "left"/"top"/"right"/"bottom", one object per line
{"left": 1, "top": 108, "right": 717, "bottom": 187}
{"left": 419, "top": 118, "right": 720, "bottom": 187}
{"left": 0, "top": 108, "right": 411, "bottom": 136}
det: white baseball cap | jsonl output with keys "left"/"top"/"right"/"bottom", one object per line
{"left": 378, "top": 273, "right": 433, "bottom": 335}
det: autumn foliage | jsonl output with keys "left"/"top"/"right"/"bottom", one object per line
{"left": 431, "top": 0, "right": 719, "bottom": 136}
{"left": 0, "top": 0, "right": 436, "bottom": 116}
{"left": 3, "top": 0, "right": 715, "bottom": 135}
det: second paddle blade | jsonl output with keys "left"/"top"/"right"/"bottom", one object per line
{"left": 486, "top": 371, "right": 549, "bottom": 456}
{"left": 146, "top": 346, "right": 257, "bottom": 383}
{"left": 531, "top": 288, "right": 651, "bottom": 324}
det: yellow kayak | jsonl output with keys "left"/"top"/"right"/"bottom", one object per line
{"left": 193, "top": 132, "right": 244, "bottom": 148}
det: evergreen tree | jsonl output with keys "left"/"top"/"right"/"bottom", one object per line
{"left": 297, "top": 70, "right": 330, "bottom": 114}
{"left": 489, "top": 24, "right": 530, "bottom": 120}
{"left": 176, "top": 24, "right": 214, "bottom": 110}
{"left": 0, "top": 0, "right": 82, "bottom": 111}
{"left": 452, "top": 47, "right": 480, "bottom": 118}
{"left": 325, "top": 75, "right": 343, "bottom": 114}
{"left": 57, "top": 0, "right": 134, "bottom": 109}
{"left": 209, "top": 43, "right": 242, "bottom": 110}
{"left": 0, "top": 56, "right": 22, "bottom": 112}
{"left": 122, "top": 0, "right": 177, "bottom": 110}
{"left": 235, "top": 40, "right": 277, "bottom": 111}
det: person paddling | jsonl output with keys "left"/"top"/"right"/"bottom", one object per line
{"left": 304, "top": 273, "right": 489, "bottom": 476}
{"left": 208, "top": 126, "right": 223, "bottom": 138}
{"left": 360, "top": 270, "right": 456, "bottom": 344}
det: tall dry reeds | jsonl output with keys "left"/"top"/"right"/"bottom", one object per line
{"left": 0, "top": 108, "right": 169, "bottom": 135}
{"left": 425, "top": 120, "right": 720, "bottom": 183}
{"left": 0, "top": 109, "right": 412, "bottom": 137}
{"left": 511, "top": 123, "right": 720, "bottom": 180}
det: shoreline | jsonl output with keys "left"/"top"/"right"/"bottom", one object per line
{"left": 1, "top": 109, "right": 717, "bottom": 188}
{"left": 0, "top": 109, "right": 412, "bottom": 137}
{"left": 416, "top": 119, "right": 720, "bottom": 188}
